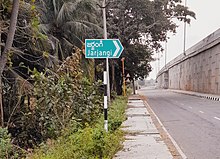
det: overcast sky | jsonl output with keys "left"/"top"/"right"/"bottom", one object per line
{"left": 148, "top": 0, "right": 220, "bottom": 79}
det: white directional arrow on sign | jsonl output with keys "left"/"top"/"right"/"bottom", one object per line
{"left": 113, "top": 40, "right": 120, "bottom": 57}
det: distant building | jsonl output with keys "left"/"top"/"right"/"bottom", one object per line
{"left": 145, "top": 79, "right": 156, "bottom": 87}
{"left": 137, "top": 78, "right": 155, "bottom": 88}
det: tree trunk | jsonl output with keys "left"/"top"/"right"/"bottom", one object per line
{"left": 0, "top": 77, "right": 3, "bottom": 127}
{"left": 0, "top": 0, "right": 20, "bottom": 127}
{"left": 111, "top": 60, "right": 116, "bottom": 91}
{"left": 115, "top": 67, "right": 122, "bottom": 95}
{"left": 0, "top": 0, "right": 3, "bottom": 55}
{"left": 0, "top": 1, "right": 2, "bottom": 127}
{"left": 132, "top": 79, "right": 135, "bottom": 95}
{"left": 0, "top": 0, "right": 20, "bottom": 75}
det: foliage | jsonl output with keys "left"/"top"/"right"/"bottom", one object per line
{"left": 0, "top": 0, "right": 196, "bottom": 158}
{"left": 36, "top": 0, "right": 102, "bottom": 81}
{"left": 0, "top": 127, "right": 25, "bottom": 159}
{"left": 105, "top": 0, "right": 196, "bottom": 94}
{"left": 108, "top": 96, "right": 127, "bottom": 132}
{"left": 0, "top": 127, "right": 13, "bottom": 158}
{"left": 7, "top": 50, "right": 103, "bottom": 149}
{"left": 125, "top": 43, "right": 154, "bottom": 80}
{"left": 1, "top": 0, "right": 102, "bottom": 132}
{"left": 37, "top": 0, "right": 102, "bottom": 59}
{"left": 1, "top": 0, "right": 56, "bottom": 130}
{"left": 107, "top": 0, "right": 195, "bottom": 50}
{"left": 29, "top": 96, "right": 127, "bottom": 159}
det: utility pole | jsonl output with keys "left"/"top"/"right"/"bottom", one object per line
{"left": 86, "top": 1, "right": 123, "bottom": 132}
{"left": 165, "top": 42, "right": 167, "bottom": 66}
{"left": 102, "top": 0, "right": 110, "bottom": 102}
{"left": 158, "top": 52, "right": 160, "bottom": 71}
{"left": 183, "top": 0, "right": 187, "bottom": 56}
{"left": 102, "top": 0, "right": 109, "bottom": 132}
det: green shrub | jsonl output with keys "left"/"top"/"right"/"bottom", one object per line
{"left": 8, "top": 70, "right": 102, "bottom": 149}
{"left": 0, "top": 127, "right": 13, "bottom": 158}
{"left": 29, "top": 96, "right": 127, "bottom": 159}
{"left": 108, "top": 96, "right": 127, "bottom": 132}
{"left": 0, "top": 127, "right": 25, "bottom": 159}
{"left": 7, "top": 50, "right": 103, "bottom": 149}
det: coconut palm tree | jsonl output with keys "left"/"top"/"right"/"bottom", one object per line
{"left": 1, "top": 0, "right": 103, "bottom": 128}
{"left": 37, "top": 0, "right": 103, "bottom": 61}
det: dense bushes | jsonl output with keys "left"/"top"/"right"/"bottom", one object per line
{"left": 1, "top": 51, "right": 127, "bottom": 158}
{"left": 0, "top": 128, "right": 15, "bottom": 158}
{"left": 0, "top": 127, "right": 26, "bottom": 159}
{"left": 30, "top": 96, "right": 127, "bottom": 159}
{"left": 1, "top": 1, "right": 127, "bottom": 159}
{"left": 6, "top": 50, "right": 102, "bottom": 151}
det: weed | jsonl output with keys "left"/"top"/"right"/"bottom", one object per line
{"left": 29, "top": 96, "right": 127, "bottom": 159}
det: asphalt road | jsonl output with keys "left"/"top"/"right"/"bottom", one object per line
{"left": 139, "top": 87, "right": 220, "bottom": 159}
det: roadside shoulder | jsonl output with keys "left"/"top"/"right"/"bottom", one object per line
{"left": 141, "top": 95, "right": 186, "bottom": 159}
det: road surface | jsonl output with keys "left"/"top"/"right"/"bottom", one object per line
{"left": 139, "top": 88, "right": 220, "bottom": 159}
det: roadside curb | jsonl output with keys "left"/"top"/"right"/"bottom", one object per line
{"left": 169, "top": 89, "right": 220, "bottom": 102}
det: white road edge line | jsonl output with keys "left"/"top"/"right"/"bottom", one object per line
{"left": 189, "top": 106, "right": 193, "bottom": 109}
{"left": 199, "top": 111, "right": 204, "bottom": 114}
{"left": 214, "top": 117, "right": 220, "bottom": 121}
{"left": 144, "top": 101, "right": 187, "bottom": 159}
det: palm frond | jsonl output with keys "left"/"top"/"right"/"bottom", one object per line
{"left": 62, "top": 37, "right": 74, "bottom": 48}
{"left": 38, "top": 24, "right": 51, "bottom": 34}
{"left": 56, "top": 0, "right": 83, "bottom": 24}
{"left": 77, "top": 20, "right": 103, "bottom": 33}
{"left": 65, "top": 21, "right": 91, "bottom": 35}
{"left": 57, "top": 2, "right": 71, "bottom": 24}
{"left": 53, "top": 0, "right": 58, "bottom": 17}
{"left": 64, "top": 31, "right": 84, "bottom": 49}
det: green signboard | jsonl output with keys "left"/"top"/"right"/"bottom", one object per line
{"left": 85, "top": 39, "right": 124, "bottom": 58}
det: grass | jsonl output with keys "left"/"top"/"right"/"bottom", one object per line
{"left": 29, "top": 96, "right": 127, "bottom": 159}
